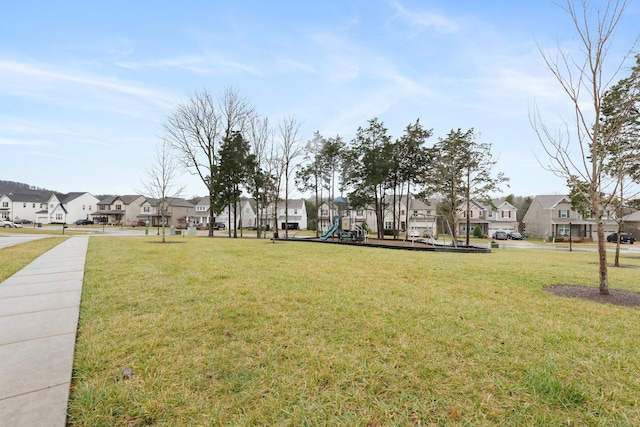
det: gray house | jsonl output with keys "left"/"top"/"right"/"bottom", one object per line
{"left": 522, "top": 195, "right": 618, "bottom": 241}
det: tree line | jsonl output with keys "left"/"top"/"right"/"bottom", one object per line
{"left": 152, "top": 87, "right": 508, "bottom": 243}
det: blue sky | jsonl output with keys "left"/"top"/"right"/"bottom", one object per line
{"left": 1, "top": 1, "right": 639, "bottom": 198}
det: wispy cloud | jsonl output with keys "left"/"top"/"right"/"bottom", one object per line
{"left": 0, "top": 60, "right": 176, "bottom": 109}
{"left": 387, "top": 0, "right": 459, "bottom": 33}
{"left": 0, "top": 137, "right": 54, "bottom": 146}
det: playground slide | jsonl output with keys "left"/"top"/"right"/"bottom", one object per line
{"left": 320, "top": 222, "right": 339, "bottom": 241}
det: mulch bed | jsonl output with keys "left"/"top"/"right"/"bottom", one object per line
{"left": 545, "top": 285, "right": 640, "bottom": 307}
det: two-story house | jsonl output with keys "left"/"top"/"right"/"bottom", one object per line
{"left": 93, "top": 195, "right": 146, "bottom": 225}
{"left": 381, "top": 196, "right": 438, "bottom": 237}
{"left": 138, "top": 197, "right": 194, "bottom": 228}
{"left": 460, "top": 199, "right": 519, "bottom": 237}
{"left": 0, "top": 192, "right": 49, "bottom": 223}
{"left": 47, "top": 192, "right": 100, "bottom": 224}
{"left": 187, "top": 197, "right": 258, "bottom": 230}
{"left": 522, "top": 195, "right": 618, "bottom": 241}
{"left": 269, "top": 198, "right": 307, "bottom": 231}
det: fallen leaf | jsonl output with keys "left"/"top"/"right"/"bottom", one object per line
{"left": 448, "top": 408, "right": 458, "bottom": 420}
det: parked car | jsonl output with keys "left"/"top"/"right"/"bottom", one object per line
{"left": 507, "top": 231, "right": 523, "bottom": 240}
{"left": 607, "top": 232, "right": 635, "bottom": 244}
{"left": 131, "top": 220, "right": 147, "bottom": 227}
{"left": 422, "top": 230, "right": 438, "bottom": 239}
{"left": 213, "top": 222, "right": 226, "bottom": 230}
{"left": 16, "top": 219, "right": 33, "bottom": 224}
{"left": 408, "top": 229, "right": 420, "bottom": 238}
{"left": 75, "top": 219, "right": 93, "bottom": 225}
{"left": 492, "top": 231, "right": 508, "bottom": 240}
{"left": 0, "top": 219, "right": 22, "bottom": 228}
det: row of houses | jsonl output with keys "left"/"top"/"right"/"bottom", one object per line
{"left": 317, "top": 196, "right": 520, "bottom": 238}
{"left": 3, "top": 190, "right": 636, "bottom": 241}
{"left": 318, "top": 194, "right": 638, "bottom": 241}
{"left": 0, "top": 192, "right": 309, "bottom": 231}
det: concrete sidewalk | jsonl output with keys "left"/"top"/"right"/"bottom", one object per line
{"left": 0, "top": 236, "right": 89, "bottom": 427}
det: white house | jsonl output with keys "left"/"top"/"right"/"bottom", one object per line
{"left": 0, "top": 192, "right": 49, "bottom": 223}
{"left": 267, "top": 198, "right": 307, "bottom": 231}
{"left": 46, "top": 192, "right": 100, "bottom": 224}
{"left": 186, "top": 197, "right": 257, "bottom": 230}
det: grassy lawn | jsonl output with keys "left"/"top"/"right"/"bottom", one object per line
{"left": 0, "top": 236, "right": 67, "bottom": 280}
{"left": 68, "top": 237, "right": 640, "bottom": 426}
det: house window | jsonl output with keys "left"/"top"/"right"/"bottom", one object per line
{"left": 558, "top": 224, "right": 570, "bottom": 236}
{"left": 501, "top": 210, "right": 512, "bottom": 218}
{"left": 33, "top": 203, "right": 36, "bottom": 208}
{"left": 23, "top": 203, "right": 27, "bottom": 208}
{"left": 116, "top": 204, "right": 122, "bottom": 210}
{"left": 356, "top": 209, "right": 364, "bottom": 216}
{"left": 400, "top": 210, "right": 405, "bottom": 215}
{"left": 294, "top": 209, "right": 298, "bottom": 215}
{"left": 488, "top": 211, "right": 493, "bottom": 218}
{"left": 470, "top": 211, "right": 474, "bottom": 218}
{"left": 83, "top": 205, "right": 85, "bottom": 210}
{"left": 55, "top": 213, "right": 63, "bottom": 221}
{"left": 559, "top": 210, "right": 568, "bottom": 218}
{"left": 583, "top": 211, "right": 592, "bottom": 219}
{"left": 89, "top": 205, "right": 91, "bottom": 211}
{"left": 385, "top": 221, "right": 393, "bottom": 229}
{"left": 143, "top": 206, "right": 150, "bottom": 213}
{"left": 321, "top": 209, "right": 328, "bottom": 216}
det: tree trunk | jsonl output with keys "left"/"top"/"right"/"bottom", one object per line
{"left": 596, "top": 217, "right": 609, "bottom": 295}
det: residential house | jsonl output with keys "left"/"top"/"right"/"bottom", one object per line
{"left": 138, "top": 197, "right": 194, "bottom": 228}
{"left": 187, "top": 197, "right": 258, "bottom": 230}
{"left": 317, "top": 199, "right": 363, "bottom": 233}
{"left": 522, "top": 195, "right": 618, "bottom": 241}
{"left": 459, "top": 199, "right": 518, "bottom": 237}
{"left": 269, "top": 198, "right": 307, "bottom": 230}
{"left": 93, "top": 195, "right": 146, "bottom": 225}
{"left": 381, "top": 196, "right": 438, "bottom": 237}
{"left": 46, "top": 192, "right": 100, "bottom": 224}
{"left": 0, "top": 192, "right": 49, "bottom": 223}
{"left": 622, "top": 211, "right": 640, "bottom": 237}
{"left": 186, "top": 197, "right": 212, "bottom": 228}
{"left": 317, "top": 196, "right": 436, "bottom": 236}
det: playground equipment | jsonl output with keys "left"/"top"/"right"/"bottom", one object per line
{"left": 319, "top": 215, "right": 367, "bottom": 243}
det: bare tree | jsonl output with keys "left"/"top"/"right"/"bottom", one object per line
{"left": 140, "top": 139, "right": 185, "bottom": 243}
{"left": 247, "top": 115, "right": 273, "bottom": 238}
{"left": 277, "top": 115, "right": 303, "bottom": 239}
{"left": 163, "top": 87, "right": 254, "bottom": 237}
{"left": 531, "top": 0, "right": 638, "bottom": 294}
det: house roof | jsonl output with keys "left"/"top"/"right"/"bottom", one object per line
{"left": 285, "top": 198, "right": 305, "bottom": 209}
{"left": 623, "top": 211, "right": 640, "bottom": 222}
{"left": 99, "top": 195, "right": 143, "bottom": 205}
{"left": 534, "top": 195, "right": 571, "bottom": 209}
{"left": 0, "top": 192, "right": 49, "bottom": 203}
{"left": 55, "top": 192, "right": 89, "bottom": 203}
{"left": 145, "top": 197, "right": 194, "bottom": 208}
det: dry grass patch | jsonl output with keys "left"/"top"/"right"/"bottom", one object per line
{"left": 69, "top": 237, "right": 640, "bottom": 426}
{"left": 0, "top": 237, "right": 67, "bottom": 280}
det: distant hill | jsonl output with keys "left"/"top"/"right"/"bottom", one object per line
{"left": 0, "top": 180, "right": 55, "bottom": 197}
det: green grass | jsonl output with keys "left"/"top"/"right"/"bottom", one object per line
{"left": 0, "top": 236, "right": 67, "bottom": 280}
{"left": 69, "top": 237, "right": 640, "bottom": 426}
